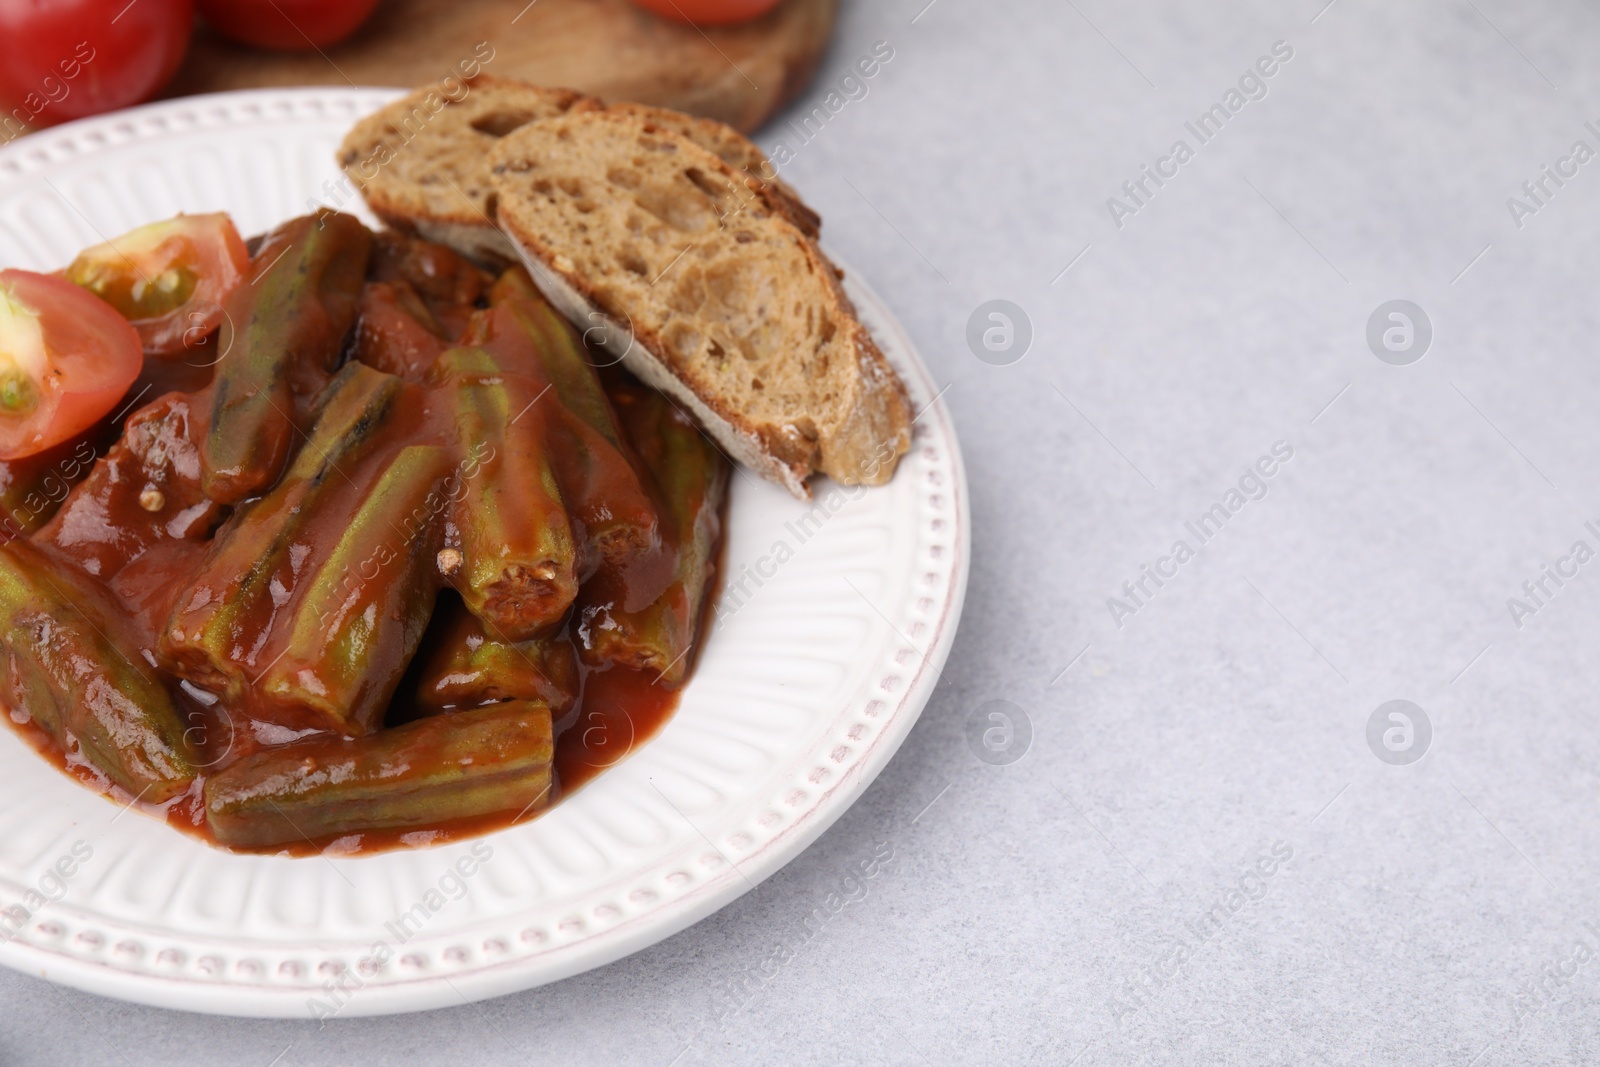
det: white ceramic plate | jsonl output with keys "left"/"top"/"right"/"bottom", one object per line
{"left": 0, "top": 88, "right": 967, "bottom": 1018}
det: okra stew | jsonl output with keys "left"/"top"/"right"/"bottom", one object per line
{"left": 0, "top": 210, "right": 728, "bottom": 853}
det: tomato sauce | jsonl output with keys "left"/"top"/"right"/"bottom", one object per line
{"left": 1, "top": 476, "right": 715, "bottom": 856}
{"left": 0, "top": 224, "right": 729, "bottom": 857}
{"left": 4, "top": 660, "right": 685, "bottom": 856}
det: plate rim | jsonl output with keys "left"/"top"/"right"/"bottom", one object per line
{"left": 0, "top": 86, "right": 970, "bottom": 1017}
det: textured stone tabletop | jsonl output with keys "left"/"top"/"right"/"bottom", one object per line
{"left": 8, "top": 0, "right": 1600, "bottom": 1063}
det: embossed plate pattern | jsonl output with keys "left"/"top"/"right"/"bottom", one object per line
{"left": 0, "top": 89, "right": 967, "bottom": 1017}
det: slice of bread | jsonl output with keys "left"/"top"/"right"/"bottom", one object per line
{"left": 605, "top": 101, "right": 821, "bottom": 239}
{"left": 487, "top": 109, "right": 911, "bottom": 498}
{"left": 339, "top": 78, "right": 820, "bottom": 266}
{"left": 338, "top": 77, "right": 603, "bottom": 264}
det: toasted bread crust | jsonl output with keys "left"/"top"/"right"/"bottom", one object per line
{"left": 487, "top": 109, "right": 910, "bottom": 498}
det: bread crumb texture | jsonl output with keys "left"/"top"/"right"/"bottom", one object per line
{"left": 339, "top": 77, "right": 600, "bottom": 228}
{"left": 490, "top": 111, "right": 910, "bottom": 489}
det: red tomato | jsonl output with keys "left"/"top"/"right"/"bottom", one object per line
{"left": 197, "top": 0, "right": 380, "bottom": 50}
{"left": 65, "top": 213, "right": 250, "bottom": 356}
{"left": 628, "top": 0, "right": 783, "bottom": 24}
{"left": 0, "top": 270, "right": 141, "bottom": 459}
{"left": 0, "top": 0, "right": 194, "bottom": 133}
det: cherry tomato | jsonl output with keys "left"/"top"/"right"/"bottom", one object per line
{"left": 65, "top": 213, "right": 250, "bottom": 357}
{"left": 0, "top": 270, "right": 141, "bottom": 459}
{"left": 0, "top": 0, "right": 194, "bottom": 133}
{"left": 627, "top": 0, "right": 783, "bottom": 24}
{"left": 196, "top": 0, "right": 380, "bottom": 50}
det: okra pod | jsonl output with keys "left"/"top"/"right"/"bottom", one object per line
{"left": 41, "top": 393, "right": 224, "bottom": 580}
{"left": 257, "top": 445, "right": 452, "bottom": 734}
{"left": 199, "top": 211, "right": 372, "bottom": 504}
{"left": 0, "top": 540, "right": 196, "bottom": 800}
{"left": 490, "top": 267, "right": 625, "bottom": 449}
{"left": 0, "top": 423, "right": 108, "bottom": 542}
{"left": 203, "top": 699, "right": 554, "bottom": 848}
{"left": 164, "top": 362, "right": 407, "bottom": 696}
{"left": 433, "top": 346, "right": 578, "bottom": 640}
{"left": 353, "top": 280, "right": 447, "bottom": 382}
{"left": 368, "top": 230, "right": 491, "bottom": 342}
{"left": 488, "top": 269, "right": 662, "bottom": 574}
{"left": 413, "top": 603, "right": 579, "bottom": 714}
{"left": 579, "top": 385, "right": 729, "bottom": 686}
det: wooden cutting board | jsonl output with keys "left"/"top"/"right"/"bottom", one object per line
{"left": 164, "top": 0, "right": 839, "bottom": 133}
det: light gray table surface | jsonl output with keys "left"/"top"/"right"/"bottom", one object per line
{"left": 9, "top": 0, "right": 1600, "bottom": 1062}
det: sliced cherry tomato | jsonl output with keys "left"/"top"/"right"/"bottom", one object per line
{"left": 65, "top": 214, "right": 250, "bottom": 357}
{"left": 0, "top": 271, "right": 140, "bottom": 459}
{"left": 0, "top": 0, "right": 193, "bottom": 133}
{"left": 196, "top": 0, "right": 380, "bottom": 50}
{"left": 627, "top": 0, "right": 783, "bottom": 24}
